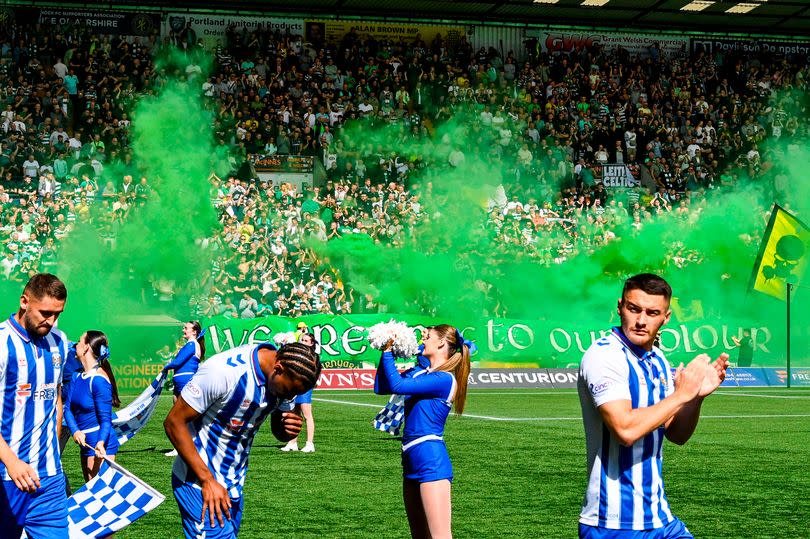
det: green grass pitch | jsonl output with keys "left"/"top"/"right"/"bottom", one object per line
{"left": 61, "top": 388, "right": 810, "bottom": 538}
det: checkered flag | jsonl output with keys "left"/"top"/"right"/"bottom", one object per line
{"left": 112, "top": 370, "right": 167, "bottom": 445}
{"left": 373, "top": 394, "right": 406, "bottom": 436}
{"left": 67, "top": 458, "right": 165, "bottom": 538}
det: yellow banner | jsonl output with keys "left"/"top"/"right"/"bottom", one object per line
{"left": 306, "top": 20, "right": 465, "bottom": 47}
{"left": 751, "top": 206, "right": 810, "bottom": 300}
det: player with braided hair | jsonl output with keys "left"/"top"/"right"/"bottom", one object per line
{"left": 164, "top": 341, "right": 321, "bottom": 539}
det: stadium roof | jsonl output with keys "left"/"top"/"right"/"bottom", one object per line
{"left": 20, "top": 0, "right": 810, "bottom": 37}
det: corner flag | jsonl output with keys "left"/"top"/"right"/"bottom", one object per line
{"left": 749, "top": 205, "right": 810, "bottom": 300}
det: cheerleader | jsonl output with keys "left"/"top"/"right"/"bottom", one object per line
{"left": 163, "top": 321, "right": 205, "bottom": 457}
{"left": 163, "top": 321, "right": 206, "bottom": 399}
{"left": 63, "top": 331, "right": 121, "bottom": 481}
{"left": 374, "top": 324, "right": 471, "bottom": 539}
{"left": 281, "top": 332, "right": 319, "bottom": 453}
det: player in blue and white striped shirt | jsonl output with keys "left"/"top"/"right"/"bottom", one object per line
{"left": 164, "top": 341, "right": 321, "bottom": 539}
{"left": 578, "top": 273, "right": 729, "bottom": 539}
{"left": 0, "top": 273, "right": 70, "bottom": 539}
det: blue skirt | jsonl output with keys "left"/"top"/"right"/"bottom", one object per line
{"left": 402, "top": 440, "right": 453, "bottom": 483}
{"left": 294, "top": 389, "right": 314, "bottom": 404}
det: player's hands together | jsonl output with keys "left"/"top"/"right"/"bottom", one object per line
{"left": 7, "top": 457, "right": 40, "bottom": 493}
{"left": 201, "top": 477, "right": 232, "bottom": 528}
{"left": 674, "top": 357, "right": 706, "bottom": 402}
{"left": 698, "top": 353, "right": 729, "bottom": 397}
{"left": 73, "top": 431, "right": 86, "bottom": 447}
{"left": 281, "top": 412, "right": 303, "bottom": 437}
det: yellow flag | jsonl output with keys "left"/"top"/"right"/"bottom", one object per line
{"left": 750, "top": 205, "right": 810, "bottom": 300}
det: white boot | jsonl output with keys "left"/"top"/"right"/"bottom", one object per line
{"left": 301, "top": 442, "right": 315, "bottom": 453}
{"left": 280, "top": 441, "right": 298, "bottom": 452}
{"left": 164, "top": 449, "right": 178, "bottom": 457}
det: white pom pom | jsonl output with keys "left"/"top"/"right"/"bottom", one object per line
{"left": 273, "top": 331, "right": 297, "bottom": 346}
{"left": 367, "top": 320, "right": 420, "bottom": 358}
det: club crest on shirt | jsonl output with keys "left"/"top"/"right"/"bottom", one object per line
{"left": 51, "top": 351, "right": 62, "bottom": 369}
{"left": 240, "top": 398, "right": 251, "bottom": 410}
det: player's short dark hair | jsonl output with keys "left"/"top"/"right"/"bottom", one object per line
{"left": 622, "top": 273, "right": 672, "bottom": 301}
{"left": 277, "top": 342, "right": 321, "bottom": 390}
{"left": 23, "top": 273, "right": 67, "bottom": 301}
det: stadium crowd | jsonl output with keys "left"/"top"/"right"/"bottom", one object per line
{"left": 0, "top": 20, "right": 801, "bottom": 320}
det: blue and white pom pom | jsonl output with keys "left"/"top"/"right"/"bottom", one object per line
{"left": 273, "top": 331, "right": 297, "bottom": 347}
{"left": 368, "top": 320, "right": 420, "bottom": 358}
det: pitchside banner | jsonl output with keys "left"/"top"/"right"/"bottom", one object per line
{"left": 315, "top": 367, "right": 787, "bottom": 390}
{"left": 317, "top": 368, "right": 579, "bottom": 390}
{"left": 526, "top": 30, "right": 687, "bottom": 59}
{"left": 202, "top": 313, "right": 783, "bottom": 369}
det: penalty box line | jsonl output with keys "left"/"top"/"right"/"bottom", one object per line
{"left": 312, "top": 398, "right": 810, "bottom": 422}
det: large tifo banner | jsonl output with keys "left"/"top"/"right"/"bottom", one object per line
{"left": 203, "top": 313, "right": 787, "bottom": 369}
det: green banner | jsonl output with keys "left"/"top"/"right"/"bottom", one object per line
{"left": 202, "top": 313, "right": 793, "bottom": 369}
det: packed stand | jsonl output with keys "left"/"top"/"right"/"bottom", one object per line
{"left": 0, "top": 20, "right": 803, "bottom": 319}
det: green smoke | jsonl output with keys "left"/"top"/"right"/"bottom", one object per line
{"left": 315, "top": 101, "right": 810, "bottom": 365}
{"left": 53, "top": 48, "right": 219, "bottom": 359}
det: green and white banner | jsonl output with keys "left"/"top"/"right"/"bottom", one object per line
{"left": 203, "top": 313, "right": 784, "bottom": 369}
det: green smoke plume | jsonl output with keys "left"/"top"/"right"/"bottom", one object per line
{"left": 52, "top": 48, "right": 219, "bottom": 360}
{"left": 315, "top": 102, "right": 810, "bottom": 365}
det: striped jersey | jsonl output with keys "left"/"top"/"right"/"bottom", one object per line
{"left": 172, "top": 343, "right": 294, "bottom": 498}
{"left": 0, "top": 315, "right": 69, "bottom": 480}
{"left": 577, "top": 327, "right": 675, "bottom": 530}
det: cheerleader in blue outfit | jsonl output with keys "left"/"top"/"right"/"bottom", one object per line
{"left": 162, "top": 321, "right": 205, "bottom": 457}
{"left": 63, "top": 331, "right": 121, "bottom": 482}
{"left": 281, "top": 332, "right": 319, "bottom": 453}
{"left": 374, "top": 324, "right": 471, "bottom": 539}
{"left": 163, "top": 321, "right": 206, "bottom": 399}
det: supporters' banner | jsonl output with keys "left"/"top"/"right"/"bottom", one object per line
{"left": 67, "top": 459, "right": 164, "bottom": 537}
{"left": 203, "top": 313, "right": 786, "bottom": 370}
{"left": 526, "top": 30, "right": 687, "bottom": 58}
{"left": 163, "top": 13, "right": 304, "bottom": 42}
{"left": 112, "top": 371, "right": 166, "bottom": 445}
{"left": 594, "top": 163, "right": 640, "bottom": 188}
{"left": 308, "top": 20, "right": 464, "bottom": 47}
{"left": 36, "top": 8, "right": 159, "bottom": 35}
{"left": 749, "top": 205, "right": 810, "bottom": 300}
{"left": 690, "top": 37, "right": 810, "bottom": 57}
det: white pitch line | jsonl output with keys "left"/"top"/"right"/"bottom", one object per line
{"left": 313, "top": 398, "right": 810, "bottom": 422}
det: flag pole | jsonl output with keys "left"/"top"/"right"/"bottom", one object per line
{"left": 786, "top": 282, "right": 792, "bottom": 389}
